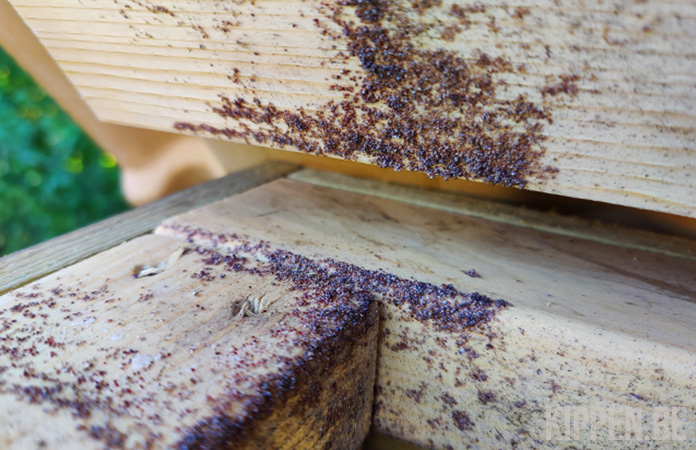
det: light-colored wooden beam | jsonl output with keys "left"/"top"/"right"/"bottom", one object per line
{"left": 8, "top": 0, "right": 695, "bottom": 216}
{"left": 156, "top": 176, "right": 696, "bottom": 449}
{"left": 0, "top": 232, "right": 377, "bottom": 449}
{"left": 1, "top": 168, "right": 695, "bottom": 448}
{"left": 288, "top": 169, "right": 696, "bottom": 261}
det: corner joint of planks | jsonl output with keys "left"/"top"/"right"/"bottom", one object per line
{"left": 1, "top": 164, "right": 695, "bottom": 449}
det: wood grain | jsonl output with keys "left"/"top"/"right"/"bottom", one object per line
{"left": 0, "top": 161, "right": 297, "bottom": 294}
{"left": 0, "top": 233, "right": 377, "bottom": 449}
{"left": 289, "top": 169, "right": 696, "bottom": 261}
{"left": 9, "top": 0, "right": 696, "bottom": 216}
{"left": 157, "top": 178, "right": 696, "bottom": 449}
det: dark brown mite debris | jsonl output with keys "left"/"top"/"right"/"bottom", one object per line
{"left": 216, "top": 19, "right": 240, "bottom": 33}
{"left": 511, "top": 6, "right": 530, "bottom": 21}
{"left": 408, "top": 0, "right": 442, "bottom": 15}
{"left": 172, "top": 226, "right": 510, "bottom": 335}
{"left": 451, "top": 3, "right": 486, "bottom": 29}
{"left": 173, "top": 0, "right": 574, "bottom": 187}
{"left": 477, "top": 390, "right": 496, "bottom": 404}
{"left": 441, "top": 392, "right": 458, "bottom": 407}
{"left": 405, "top": 381, "right": 428, "bottom": 403}
{"left": 193, "top": 24, "right": 209, "bottom": 39}
{"left": 452, "top": 409, "right": 474, "bottom": 431}
{"left": 440, "top": 24, "right": 462, "bottom": 42}
{"left": 470, "top": 367, "right": 487, "bottom": 381}
{"left": 86, "top": 424, "right": 127, "bottom": 448}
{"left": 541, "top": 74, "right": 579, "bottom": 98}
{"left": 147, "top": 4, "right": 175, "bottom": 17}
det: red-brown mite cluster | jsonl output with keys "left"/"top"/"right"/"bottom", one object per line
{"left": 541, "top": 74, "right": 580, "bottom": 98}
{"left": 451, "top": 409, "right": 474, "bottom": 431}
{"left": 174, "top": 0, "right": 578, "bottom": 187}
{"left": 174, "top": 226, "right": 509, "bottom": 335}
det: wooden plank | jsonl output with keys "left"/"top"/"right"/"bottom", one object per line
{"left": 9, "top": 0, "right": 696, "bottom": 216}
{"left": 210, "top": 141, "right": 696, "bottom": 243}
{"left": 156, "top": 178, "right": 696, "bottom": 449}
{"left": 0, "top": 233, "right": 377, "bottom": 449}
{"left": 0, "top": 161, "right": 297, "bottom": 294}
{"left": 289, "top": 169, "right": 696, "bottom": 261}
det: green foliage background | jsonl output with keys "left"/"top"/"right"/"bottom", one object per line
{"left": 0, "top": 47, "right": 130, "bottom": 256}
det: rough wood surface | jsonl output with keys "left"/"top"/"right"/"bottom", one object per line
{"left": 0, "top": 233, "right": 377, "bottom": 449}
{"left": 289, "top": 169, "right": 696, "bottom": 261}
{"left": 156, "top": 178, "right": 696, "bottom": 449}
{"left": 0, "top": 161, "right": 297, "bottom": 294}
{"left": 9, "top": 0, "right": 696, "bottom": 217}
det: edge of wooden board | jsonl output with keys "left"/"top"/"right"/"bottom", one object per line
{"left": 154, "top": 175, "right": 696, "bottom": 448}
{"left": 289, "top": 169, "right": 696, "bottom": 262}
{"left": 0, "top": 161, "right": 297, "bottom": 294}
{"left": 11, "top": 0, "right": 695, "bottom": 217}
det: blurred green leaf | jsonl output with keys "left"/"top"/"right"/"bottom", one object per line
{"left": 0, "top": 46, "right": 130, "bottom": 256}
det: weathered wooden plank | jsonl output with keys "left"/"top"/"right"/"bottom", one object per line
{"left": 0, "top": 233, "right": 377, "bottom": 449}
{"left": 9, "top": 0, "right": 696, "bottom": 216}
{"left": 156, "top": 178, "right": 696, "bottom": 449}
{"left": 288, "top": 169, "right": 696, "bottom": 261}
{"left": 0, "top": 161, "right": 297, "bottom": 294}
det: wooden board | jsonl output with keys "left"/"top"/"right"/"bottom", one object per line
{"left": 289, "top": 169, "right": 696, "bottom": 261}
{"left": 155, "top": 177, "right": 696, "bottom": 449}
{"left": 0, "top": 233, "right": 377, "bottom": 449}
{"left": 2, "top": 169, "right": 695, "bottom": 448}
{"left": 8, "top": 0, "right": 696, "bottom": 217}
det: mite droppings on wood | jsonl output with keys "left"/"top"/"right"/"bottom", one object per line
{"left": 0, "top": 228, "right": 509, "bottom": 448}
{"left": 173, "top": 0, "right": 580, "bottom": 187}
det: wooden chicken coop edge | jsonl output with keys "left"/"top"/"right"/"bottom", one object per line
{"left": 0, "top": 162, "right": 695, "bottom": 449}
